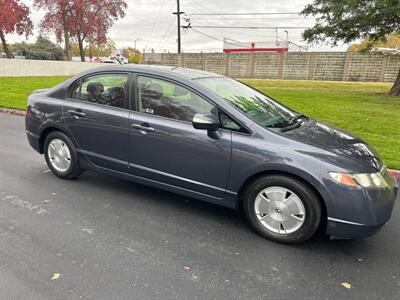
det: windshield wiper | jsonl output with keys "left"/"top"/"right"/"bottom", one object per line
{"left": 288, "top": 114, "right": 308, "bottom": 125}
{"left": 280, "top": 114, "right": 309, "bottom": 132}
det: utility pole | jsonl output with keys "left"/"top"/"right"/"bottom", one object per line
{"left": 173, "top": 0, "right": 184, "bottom": 53}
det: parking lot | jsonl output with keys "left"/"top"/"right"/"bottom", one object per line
{"left": 0, "top": 113, "right": 399, "bottom": 299}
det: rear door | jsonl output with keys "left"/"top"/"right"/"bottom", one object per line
{"left": 63, "top": 72, "right": 131, "bottom": 172}
{"left": 128, "top": 75, "right": 232, "bottom": 198}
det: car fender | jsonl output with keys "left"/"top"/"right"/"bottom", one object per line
{"left": 37, "top": 120, "right": 73, "bottom": 153}
{"left": 230, "top": 162, "right": 333, "bottom": 215}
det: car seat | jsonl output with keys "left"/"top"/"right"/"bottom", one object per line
{"left": 87, "top": 82, "right": 104, "bottom": 103}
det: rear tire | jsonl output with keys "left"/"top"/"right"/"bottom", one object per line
{"left": 242, "top": 175, "right": 321, "bottom": 244}
{"left": 44, "top": 131, "right": 82, "bottom": 179}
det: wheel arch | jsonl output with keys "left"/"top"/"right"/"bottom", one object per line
{"left": 39, "top": 126, "right": 72, "bottom": 154}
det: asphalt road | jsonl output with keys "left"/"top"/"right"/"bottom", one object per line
{"left": 0, "top": 113, "right": 399, "bottom": 300}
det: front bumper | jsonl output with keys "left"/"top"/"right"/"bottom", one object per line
{"left": 325, "top": 174, "right": 398, "bottom": 239}
{"left": 327, "top": 217, "right": 389, "bottom": 238}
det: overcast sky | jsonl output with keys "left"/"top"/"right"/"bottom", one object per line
{"left": 7, "top": 0, "right": 349, "bottom": 52}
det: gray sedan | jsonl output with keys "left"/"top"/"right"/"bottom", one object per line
{"left": 25, "top": 65, "right": 398, "bottom": 244}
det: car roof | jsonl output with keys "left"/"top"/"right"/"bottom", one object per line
{"left": 80, "top": 64, "right": 225, "bottom": 80}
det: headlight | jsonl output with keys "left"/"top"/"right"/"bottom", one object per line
{"left": 329, "top": 171, "right": 388, "bottom": 188}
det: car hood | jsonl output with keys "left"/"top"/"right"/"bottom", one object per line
{"left": 283, "top": 120, "right": 383, "bottom": 172}
{"left": 32, "top": 88, "right": 50, "bottom": 94}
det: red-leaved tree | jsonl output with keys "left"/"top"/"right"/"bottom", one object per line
{"left": 72, "top": 0, "right": 127, "bottom": 62}
{"left": 34, "top": 0, "right": 73, "bottom": 60}
{"left": 0, "top": 0, "right": 33, "bottom": 58}
{"left": 36, "top": 0, "right": 127, "bottom": 62}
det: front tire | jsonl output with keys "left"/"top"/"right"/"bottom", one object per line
{"left": 243, "top": 175, "right": 321, "bottom": 244}
{"left": 44, "top": 131, "right": 82, "bottom": 179}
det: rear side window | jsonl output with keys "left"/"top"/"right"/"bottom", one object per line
{"left": 70, "top": 80, "right": 81, "bottom": 99}
{"left": 137, "top": 76, "right": 214, "bottom": 122}
{"left": 70, "top": 74, "right": 128, "bottom": 109}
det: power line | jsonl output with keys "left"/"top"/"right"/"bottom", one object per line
{"left": 191, "top": 17, "right": 313, "bottom": 20}
{"left": 191, "top": 20, "right": 309, "bottom": 34}
{"left": 288, "top": 41, "right": 309, "bottom": 51}
{"left": 148, "top": 0, "right": 167, "bottom": 40}
{"left": 192, "top": 27, "right": 286, "bottom": 40}
{"left": 189, "top": 28, "right": 310, "bottom": 52}
{"left": 191, "top": 28, "right": 223, "bottom": 42}
{"left": 186, "top": 0, "right": 237, "bottom": 27}
{"left": 149, "top": 1, "right": 177, "bottom": 49}
{"left": 190, "top": 28, "right": 287, "bottom": 44}
{"left": 189, "top": 12, "right": 301, "bottom": 16}
{"left": 184, "top": 0, "right": 288, "bottom": 41}
{"left": 186, "top": 0, "right": 214, "bottom": 14}
{"left": 190, "top": 26, "right": 310, "bottom": 29}
{"left": 157, "top": 17, "right": 176, "bottom": 49}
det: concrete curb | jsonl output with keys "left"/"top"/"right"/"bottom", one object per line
{"left": 389, "top": 169, "right": 400, "bottom": 183}
{"left": 0, "top": 107, "right": 399, "bottom": 182}
{"left": 0, "top": 108, "right": 26, "bottom": 116}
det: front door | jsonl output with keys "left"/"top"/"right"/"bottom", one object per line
{"left": 63, "top": 72, "right": 131, "bottom": 171}
{"left": 128, "top": 75, "right": 232, "bottom": 198}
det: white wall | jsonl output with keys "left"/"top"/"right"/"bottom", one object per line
{"left": 0, "top": 58, "right": 103, "bottom": 77}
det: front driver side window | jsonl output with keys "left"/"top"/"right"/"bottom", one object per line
{"left": 71, "top": 74, "right": 128, "bottom": 109}
{"left": 137, "top": 76, "right": 214, "bottom": 122}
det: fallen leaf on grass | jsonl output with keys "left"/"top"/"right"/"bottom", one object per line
{"left": 341, "top": 282, "right": 351, "bottom": 289}
{"left": 51, "top": 273, "right": 61, "bottom": 281}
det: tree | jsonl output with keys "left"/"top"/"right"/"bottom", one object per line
{"left": 72, "top": 0, "right": 127, "bottom": 62}
{"left": 128, "top": 48, "right": 142, "bottom": 64}
{"left": 301, "top": 0, "right": 400, "bottom": 96}
{"left": 100, "top": 39, "right": 117, "bottom": 57}
{"left": 13, "top": 35, "right": 64, "bottom": 60}
{"left": 70, "top": 38, "right": 116, "bottom": 59}
{"left": 37, "top": 0, "right": 127, "bottom": 62}
{"left": 34, "top": 0, "right": 73, "bottom": 60}
{"left": 0, "top": 0, "right": 33, "bottom": 58}
{"left": 121, "top": 47, "right": 130, "bottom": 59}
{"left": 348, "top": 34, "right": 400, "bottom": 52}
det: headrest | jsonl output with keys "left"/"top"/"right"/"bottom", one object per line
{"left": 87, "top": 82, "right": 104, "bottom": 94}
{"left": 173, "top": 85, "right": 189, "bottom": 97}
{"left": 145, "top": 83, "right": 163, "bottom": 98}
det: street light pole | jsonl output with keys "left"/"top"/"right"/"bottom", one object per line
{"left": 284, "top": 30, "right": 289, "bottom": 42}
{"left": 173, "top": 0, "right": 184, "bottom": 53}
{"left": 134, "top": 38, "right": 142, "bottom": 53}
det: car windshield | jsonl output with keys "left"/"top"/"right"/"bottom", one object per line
{"left": 196, "top": 77, "right": 297, "bottom": 128}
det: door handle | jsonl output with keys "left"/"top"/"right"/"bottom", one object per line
{"left": 131, "top": 123, "right": 155, "bottom": 133}
{"left": 67, "top": 110, "right": 86, "bottom": 118}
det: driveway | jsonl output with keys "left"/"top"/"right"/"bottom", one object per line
{"left": 0, "top": 113, "right": 399, "bottom": 299}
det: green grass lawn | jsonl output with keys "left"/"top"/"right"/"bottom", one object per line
{"left": 0, "top": 76, "right": 399, "bottom": 169}
{"left": 242, "top": 79, "right": 400, "bottom": 170}
{"left": 0, "top": 76, "right": 69, "bottom": 110}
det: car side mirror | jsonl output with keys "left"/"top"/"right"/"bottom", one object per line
{"left": 192, "top": 113, "right": 220, "bottom": 132}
